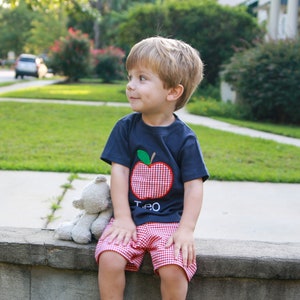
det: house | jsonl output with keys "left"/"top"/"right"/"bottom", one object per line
{"left": 245, "top": 0, "right": 299, "bottom": 39}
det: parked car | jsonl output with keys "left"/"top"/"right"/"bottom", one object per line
{"left": 15, "top": 54, "right": 48, "bottom": 79}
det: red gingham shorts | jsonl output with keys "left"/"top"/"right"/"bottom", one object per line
{"left": 95, "top": 219, "right": 197, "bottom": 281}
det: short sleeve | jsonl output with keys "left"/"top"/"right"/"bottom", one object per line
{"left": 179, "top": 135, "right": 209, "bottom": 182}
{"left": 100, "top": 119, "right": 131, "bottom": 167}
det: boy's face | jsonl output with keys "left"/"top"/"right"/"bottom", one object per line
{"left": 126, "top": 67, "right": 173, "bottom": 115}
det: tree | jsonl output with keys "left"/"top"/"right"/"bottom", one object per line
{"left": 0, "top": 2, "right": 34, "bottom": 57}
{"left": 24, "top": 8, "right": 68, "bottom": 55}
{"left": 0, "top": 2, "right": 68, "bottom": 58}
{"left": 68, "top": 0, "right": 158, "bottom": 49}
{"left": 116, "top": 0, "right": 263, "bottom": 85}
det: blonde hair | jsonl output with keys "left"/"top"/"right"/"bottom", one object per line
{"left": 126, "top": 36, "right": 204, "bottom": 111}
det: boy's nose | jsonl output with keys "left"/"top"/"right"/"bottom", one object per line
{"left": 127, "top": 81, "right": 135, "bottom": 91}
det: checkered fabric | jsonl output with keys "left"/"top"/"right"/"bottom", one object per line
{"left": 130, "top": 162, "right": 174, "bottom": 199}
{"left": 95, "top": 220, "right": 197, "bottom": 281}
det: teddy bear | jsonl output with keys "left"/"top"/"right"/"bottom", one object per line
{"left": 55, "top": 175, "right": 112, "bottom": 244}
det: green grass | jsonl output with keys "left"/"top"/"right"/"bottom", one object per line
{"left": 0, "top": 82, "right": 128, "bottom": 102}
{"left": 1, "top": 102, "right": 299, "bottom": 183}
{"left": 187, "top": 99, "right": 300, "bottom": 139}
{"left": 190, "top": 124, "right": 300, "bottom": 182}
{"left": 1, "top": 82, "right": 299, "bottom": 139}
{"left": 0, "top": 102, "right": 131, "bottom": 174}
{"left": 211, "top": 117, "right": 300, "bottom": 139}
{"left": 0, "top": 82, "right": 16, "bottom": 88}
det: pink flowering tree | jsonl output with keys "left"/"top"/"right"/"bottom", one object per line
{"left": 91, "top": 46, "right": 125, "bottom": 83}
{"left": 50, "top": 28, "right": 91, "bottom": 82}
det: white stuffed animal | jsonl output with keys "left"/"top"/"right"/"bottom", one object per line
{"left": 55, "top": 175, "right": 112, "bottom": 244}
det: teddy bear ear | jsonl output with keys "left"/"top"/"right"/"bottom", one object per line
{"left": 73, "top": 198, "right": 83, "bottom": 209}
{"left": 94, "top": 175, "right": 107, "bottom": 183}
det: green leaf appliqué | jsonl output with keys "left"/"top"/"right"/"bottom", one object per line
{"left": 137, "top": 150, "right": 151, "bottom": 165}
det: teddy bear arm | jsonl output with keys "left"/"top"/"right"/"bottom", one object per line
{"left": 91, "top": 208, "right": 113, "bottom": 240}
{"left": 72, "top": 213, "right": 99, "bottom": 244}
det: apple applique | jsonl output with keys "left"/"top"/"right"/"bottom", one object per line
{"left": 131, "top": 150, "right": 174, "bottom": 199}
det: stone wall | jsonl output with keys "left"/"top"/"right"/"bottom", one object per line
{"left": 0, "top": 227, "right": 299, "bottom": 300}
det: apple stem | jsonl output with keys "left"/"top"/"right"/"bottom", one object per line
{"left": 150, "top": 152, "right": 156, "bottom": 164}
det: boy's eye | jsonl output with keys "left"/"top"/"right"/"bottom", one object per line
{"left": 127, "top": 75, "right": 132, "bottom": 81}
{"left": 139, "top": 75, "right": 146, "bottom": 81}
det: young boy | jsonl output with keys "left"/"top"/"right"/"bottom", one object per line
{"left": 95, "top": 36, "right": 209, "bottom": 300}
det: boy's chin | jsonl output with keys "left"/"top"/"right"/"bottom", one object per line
{"left": 130, "top": 105, "right": 142, "bottom": 113}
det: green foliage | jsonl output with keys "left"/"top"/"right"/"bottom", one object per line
{"left": 118, "top": 4, "right": 169, "bottom": 48}
{"left": 91, "top": 46, "right": 126, "bottom": 83}
{"left": 0, "top": 2, "right": 35, "bottom": 57}
{"left": 188, "top": 97, "right": 248, "bottom": 119}
{"left": 116, "top": 0, "right": 263, "bottom": 84}
{"left": 0, "top": 2, "right": 68, "bottom": 57}
{"left": 224, "top": 39, "right": 300, "bottom": 125}
{"left": 24, "top": 8, "right": 68, "bottom": 55}
{"left": 49, "top": 28, "right": 91, "bottom": 82}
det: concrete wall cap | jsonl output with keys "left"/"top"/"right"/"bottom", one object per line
{"left": 0, "top": 227, "right": 299, "bottom": 280}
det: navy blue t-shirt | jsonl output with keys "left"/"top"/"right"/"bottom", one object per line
{"left": 101, "top": 112, "right": 209, "bottom": 226}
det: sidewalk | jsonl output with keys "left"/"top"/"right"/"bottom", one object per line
{"left": 0, "top": 170, "right": 299, "bottom": 244}
{"left": 0, "top": 79, "right": 300, "bottom": 245}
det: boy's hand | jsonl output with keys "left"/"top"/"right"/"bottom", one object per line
{"left": 102, "top": 217, "right": 137, "bottom": 246}
{"left": 165, "top": 227, "right": 195, "bottom": 267}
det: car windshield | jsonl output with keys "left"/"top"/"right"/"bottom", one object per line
{"left": 20, "top": 57, "right": 35, "bottom": 63}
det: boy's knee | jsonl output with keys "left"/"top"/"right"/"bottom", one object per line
{"left": 159, "top": 265, "right": 188, "bottom": 300}
{"left": 158, "top": 264, "right": 187, "bottom": 282}
{"left": 99, "top": 251, "right": 127, "bottom": 272}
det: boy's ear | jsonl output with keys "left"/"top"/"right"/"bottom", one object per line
{"left": 167, "top": 84, "right": 184, "bottom": 102}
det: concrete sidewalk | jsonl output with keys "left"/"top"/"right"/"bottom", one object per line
{"left": 1, "top": 170, "right": 299, "bottom": 244}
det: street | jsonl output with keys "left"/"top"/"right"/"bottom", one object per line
{"left": 0, "top": 69, "right": 51, "bottom": 83}
{"left": 0, "top": 69, "right": 16, "bottom": 82}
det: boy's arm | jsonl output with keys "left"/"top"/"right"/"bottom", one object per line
{"left": 102, "top": 162, "right": 137, "bottom": 245}
{"left": 166, "top": 178, "right": 204, "bottom": 266}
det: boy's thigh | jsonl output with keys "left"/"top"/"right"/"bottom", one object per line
{"left": 95, "top": 220, "right": 145, "bottom": 271}
{"left": 145, "top": 223, "right": 197, "bottom": 281}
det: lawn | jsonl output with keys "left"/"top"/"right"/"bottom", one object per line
{"left": 1, "top": 102, "right": 299, "bottom": 183}
{"left": 0, "top": 81, "right": 16, "bottom": 88}
{"left": 210, "top": 117, "right": 300, "bottom": 139}
{"left": 0, "top": 82, "right": 127, "bottom": 102}
{"left": 1, "top": 82, "right": 299, "bottom": 138}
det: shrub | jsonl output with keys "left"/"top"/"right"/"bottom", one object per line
{"left": 91, "top": 46, "right": 125, "bottom": 83}
{"left": 188, "top": 97, "right": 248, "bottom": 119}
{"left": 224, "top": 39, "right": 300, "bottom": 125}
{"left": 49, "top": 28, "right": 91, "bottom": 82}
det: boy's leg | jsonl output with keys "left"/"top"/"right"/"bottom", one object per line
{"left": 158, "top": 265, "right": 188, "bottom": 300}
{"left": 98, "top": 251, "right": 128, "bottom": 300}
